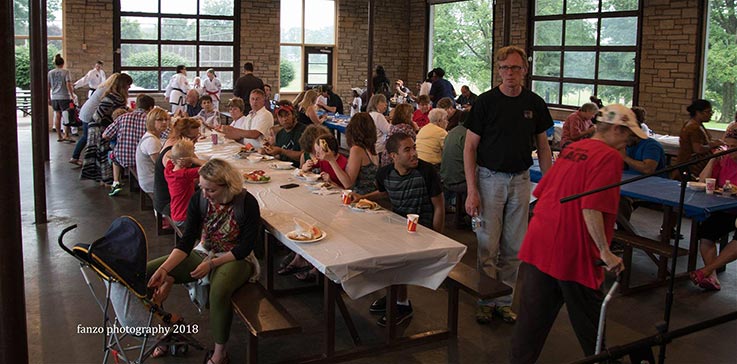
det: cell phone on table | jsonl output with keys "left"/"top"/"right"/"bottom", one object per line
{"left": 280, "top": 183, "right": 299, "bottom": 189}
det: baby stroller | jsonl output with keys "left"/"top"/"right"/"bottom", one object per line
{"left": 58, "top": 216, "right": 204, "bottom": 363}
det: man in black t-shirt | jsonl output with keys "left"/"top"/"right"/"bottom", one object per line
{"left": 233, "top": 62, "right": 264, "bottom": 114}
{"left": 351, "top": 132, "right": 445, "bottom": 327}
{"left": 317, "top": 84, "right": 344, "bottom": 114}
{"left": 464, "top": 46, "right": 554, "bottom": 325}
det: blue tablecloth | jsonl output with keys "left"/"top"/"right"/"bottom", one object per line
{"left": 529, "top": 162, "right": 737, "bottom": 221}
{"left": 319, "top": 112, "right": 350, "bottom": 134}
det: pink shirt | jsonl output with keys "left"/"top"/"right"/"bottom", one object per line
{"left": 711, "top": 156, "right": 737, "bottom": 187}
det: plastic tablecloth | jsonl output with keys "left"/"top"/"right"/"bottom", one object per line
{"left": 195, "top": 137, "right": 467, "bottom": 299}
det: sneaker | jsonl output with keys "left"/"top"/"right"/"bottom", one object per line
{"left": 108, "top": 183, "right": 123, "bottom": 196}
{"left": 377, "top": 302, "right": 413, "bottom": 327}
{"left": 369, "top": 296, "right": 386, "bottom": 313}
{"left": 494, "top": 305, "right": 517, "bottom": 323}
{"left": 475, "top": 305, "right": 493, "bottom": 325}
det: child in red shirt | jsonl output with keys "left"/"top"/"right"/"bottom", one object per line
{"left": 164, "top": 138, "right": 200, "bottom": 226}
{"left": 412, "top": 94, "right": 432, "bottom": 129}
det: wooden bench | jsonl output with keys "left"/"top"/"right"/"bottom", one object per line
{"left": 16, "top": 90, "right": 32, "bottom": 116}
{"left": 445, "top": 262, "right": 512, "bottom": 336}
{"left": 614, "top": 230, "right": 689, "bottom": 294}
{"left": 231, "top": 282, "right": 301, "bottom": 364}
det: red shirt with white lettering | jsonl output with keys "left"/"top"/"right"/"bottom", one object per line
{"left": 519, "top": 138, "right": 622, "bottom": 289}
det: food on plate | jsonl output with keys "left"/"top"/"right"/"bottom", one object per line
{"left": 287, "top": 218, "right": 322, "bottom": 241}
{"left": 355, "top": 199, "right": 378, "bottom": 209}
{"left": 243, "top": 170, "right": 270, "bottom": 182}
{"left": 241, "top": 143, "right": 255, "bottom": 153}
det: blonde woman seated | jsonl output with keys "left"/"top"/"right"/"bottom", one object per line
{"left": 297, "top": 89, "right": 327, "bottom": 126}
{"left": 415, "top": 108, "right": 448, "bottom": 167}
{"left": 147, "top": 159, "right": 261, "bottom": 364}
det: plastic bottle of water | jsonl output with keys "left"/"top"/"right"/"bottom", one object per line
{"left": 724, "top": 180, "right": 734, "bottom": 196}
{"left": 471, "top": 216, "right": 484, "bottom": 232}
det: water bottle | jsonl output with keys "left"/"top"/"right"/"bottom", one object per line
{"left": 471, "top": 215, "right": 484, "bottom": 232}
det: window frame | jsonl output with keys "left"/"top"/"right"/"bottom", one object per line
{"left": 527, "top": 0, "right": 642, "bottom": 108}
{"left": 113, "top": 0, "right": 240, "bottom": 92}
{"left": 279, "top": 0, "right": 337, "bottom": 94}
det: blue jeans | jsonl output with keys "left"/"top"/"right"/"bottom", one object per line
{"left": 72, "top": 122, "right": 89, "bottom": 160}
{"left": 475, "top": 167, "right": 531, "bottom": 306}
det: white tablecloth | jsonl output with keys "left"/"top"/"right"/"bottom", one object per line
{"left": 195, "top": 136, "right": 467, "bottom": 299}
{"left": 653, "top": 134, "right": 680, "bottom": 156}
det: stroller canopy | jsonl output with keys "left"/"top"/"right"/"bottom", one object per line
{"left": 89, "top": 216, "right": 148, "bottom": 297}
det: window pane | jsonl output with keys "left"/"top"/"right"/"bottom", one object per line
{"left": 281, "top": 46, "right": 303, "bottom": 92}
{"left": 121, "top": 17, "right": 158, "bottom": 40}
{"left": 598, "top": 85, "right": 633, "bottom": 106}
{"left": 281, "top": 0, "right": 303, "bottom": 43}
{"left": 565, "top": 19, "right": 597, "bottom": 46}
{"left": 121, "top": 0, "right": 157, "bottom": 13}
{"left": 431, "top": 0, "right": 494, "bottom": 96}
{"left": 125, "top": 70, "right": 160, "bottom": 90}
{"left": 121, "top": 44, "right": 158, "bottom": 67}
{"left": 308, "top": 53, "right": 328, "bottom": 64}
{"left": 598, "top": 52, "right": 635, "bottom": 81}
{"left": 602, "top": 0, "right": 637, "bottom": 12}
{"left": 161, "top": 18, "right": 197, "bottom": 40}
{"left": 534, "top": 20, "right": 562, "bottom": 46}
{"left": 601, "top": 17, "right": 637, "bottom": 45}
{"left": 200, "top": 46, "right": 233, "bottom": 67}
{"left": 533, "top": 51, "right": 560, "bottom": 77}
{"left": 566, "top": 0, "right": 598, "bottom": 14}
{"left": 308, "top": 63, "right": 328, "bottom": 74}
{"left": 161, "top": 0, "right": 197, "bottom": 15}
{"left": 200, "top": 19, "right": 234, "bottom": 42}
{"left": 563, "top": 51, "right": 596, "bottom": 79}
{"left": 532, "top": 80, "right": 560, "bottom": 104}
{"left": 562, "top": 83, "right": 594, "bottom": 106}
{"left": 201, "top": 0, "right": 234, "bottom": 16}
{"left": 161, "top": 44, "right": 197, "bottom": 66}
{"left": 305, "top": 0, "right": 335, "bottom": 44}
{"left": 535, "top": 0, "right": 563, "bottom": 16}
{"left": 308, "top": 74, "right": 328, "bottom": 84}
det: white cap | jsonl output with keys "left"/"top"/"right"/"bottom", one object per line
{"left": 596, "top": 104, "right": 647, "bottom": 139}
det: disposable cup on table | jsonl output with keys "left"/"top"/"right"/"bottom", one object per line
{"left": 407, "top": 214, "right": 419, "bottom": 233}
{"left": 341, "top": 190, "right": 352, "bottom": 205}
{"left": 705, "top": 178, "right": 716, "bottom": 194}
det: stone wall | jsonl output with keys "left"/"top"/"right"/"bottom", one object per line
{"left": 638, "top": 0, "right": 701, "bottom": 134}
{"left": 241, "top": 1, "right": 281, "bottom": 91}
{"left": 62, "top": 0, "right": 113, "bottom": 90}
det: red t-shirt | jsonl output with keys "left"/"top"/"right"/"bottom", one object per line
{"left": 316, "top": 154, "right": 348, "bottom": 188}
{"left": 164, "top": 160, "right": 200, "bottom": 222}
{"left": 413, "top": 109, "right": 431, "bottom": 129}
{"left": 711, "top": 156, "right": 737, "bottom": 188}
{"left": 519, "top": 138, "right": 622, "bottom": 289}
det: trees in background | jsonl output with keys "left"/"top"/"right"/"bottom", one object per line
{"left": 431, "top": 0, "right": 493, "bottom": 94}
{"left": 705, "top": 0, "right": 737, "bottom": 123}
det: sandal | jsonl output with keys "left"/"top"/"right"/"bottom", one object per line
{"left": 204, "top": 350, "right": 229, "bottom": 364}
{"left": 279, "top": 251, "right": 296, "bottom": 270}
{"left": 277, "top": 263, "right": 312, "bottom": 276}
{"left": 295, "top": 268, "right": 318, "bottom": 281}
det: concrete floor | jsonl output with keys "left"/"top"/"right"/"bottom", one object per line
{"left": 18, "top": 113, "right": 736, "bottom": 364}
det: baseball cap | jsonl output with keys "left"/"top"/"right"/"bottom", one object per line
{"left": 351, "top": 87, "right": 363, "bottom": 93}
{"left": 596, "top": 104, "right": 647, "bottom": 139}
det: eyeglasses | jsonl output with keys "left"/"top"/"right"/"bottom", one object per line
{"left": 499, "top": 65, "right": 524, "bottom": 72}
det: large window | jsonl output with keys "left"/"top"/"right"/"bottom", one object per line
{"left": 279, "top": 0, "right": 336, "bottom": 93}
{"left": 429, "top": 0, "right": 494, "bottom": 95}
{"left": 703, "top": 0, "right": 736, "bottom": 127}
{"left": 116, "top": 0, "right": 238, "bottom": 91}
{"left": 530, "top": 0, "right": 639, "bottom": 107}
{"left": 14, "top": 0, "right": 63, "bottom": 90}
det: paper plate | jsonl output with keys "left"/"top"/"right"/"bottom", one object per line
{"left": 286, "top": 230, "right": 327, "bottom": 243}
{"left": 244, "top": 179, "right": 270, "bottom": 184}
